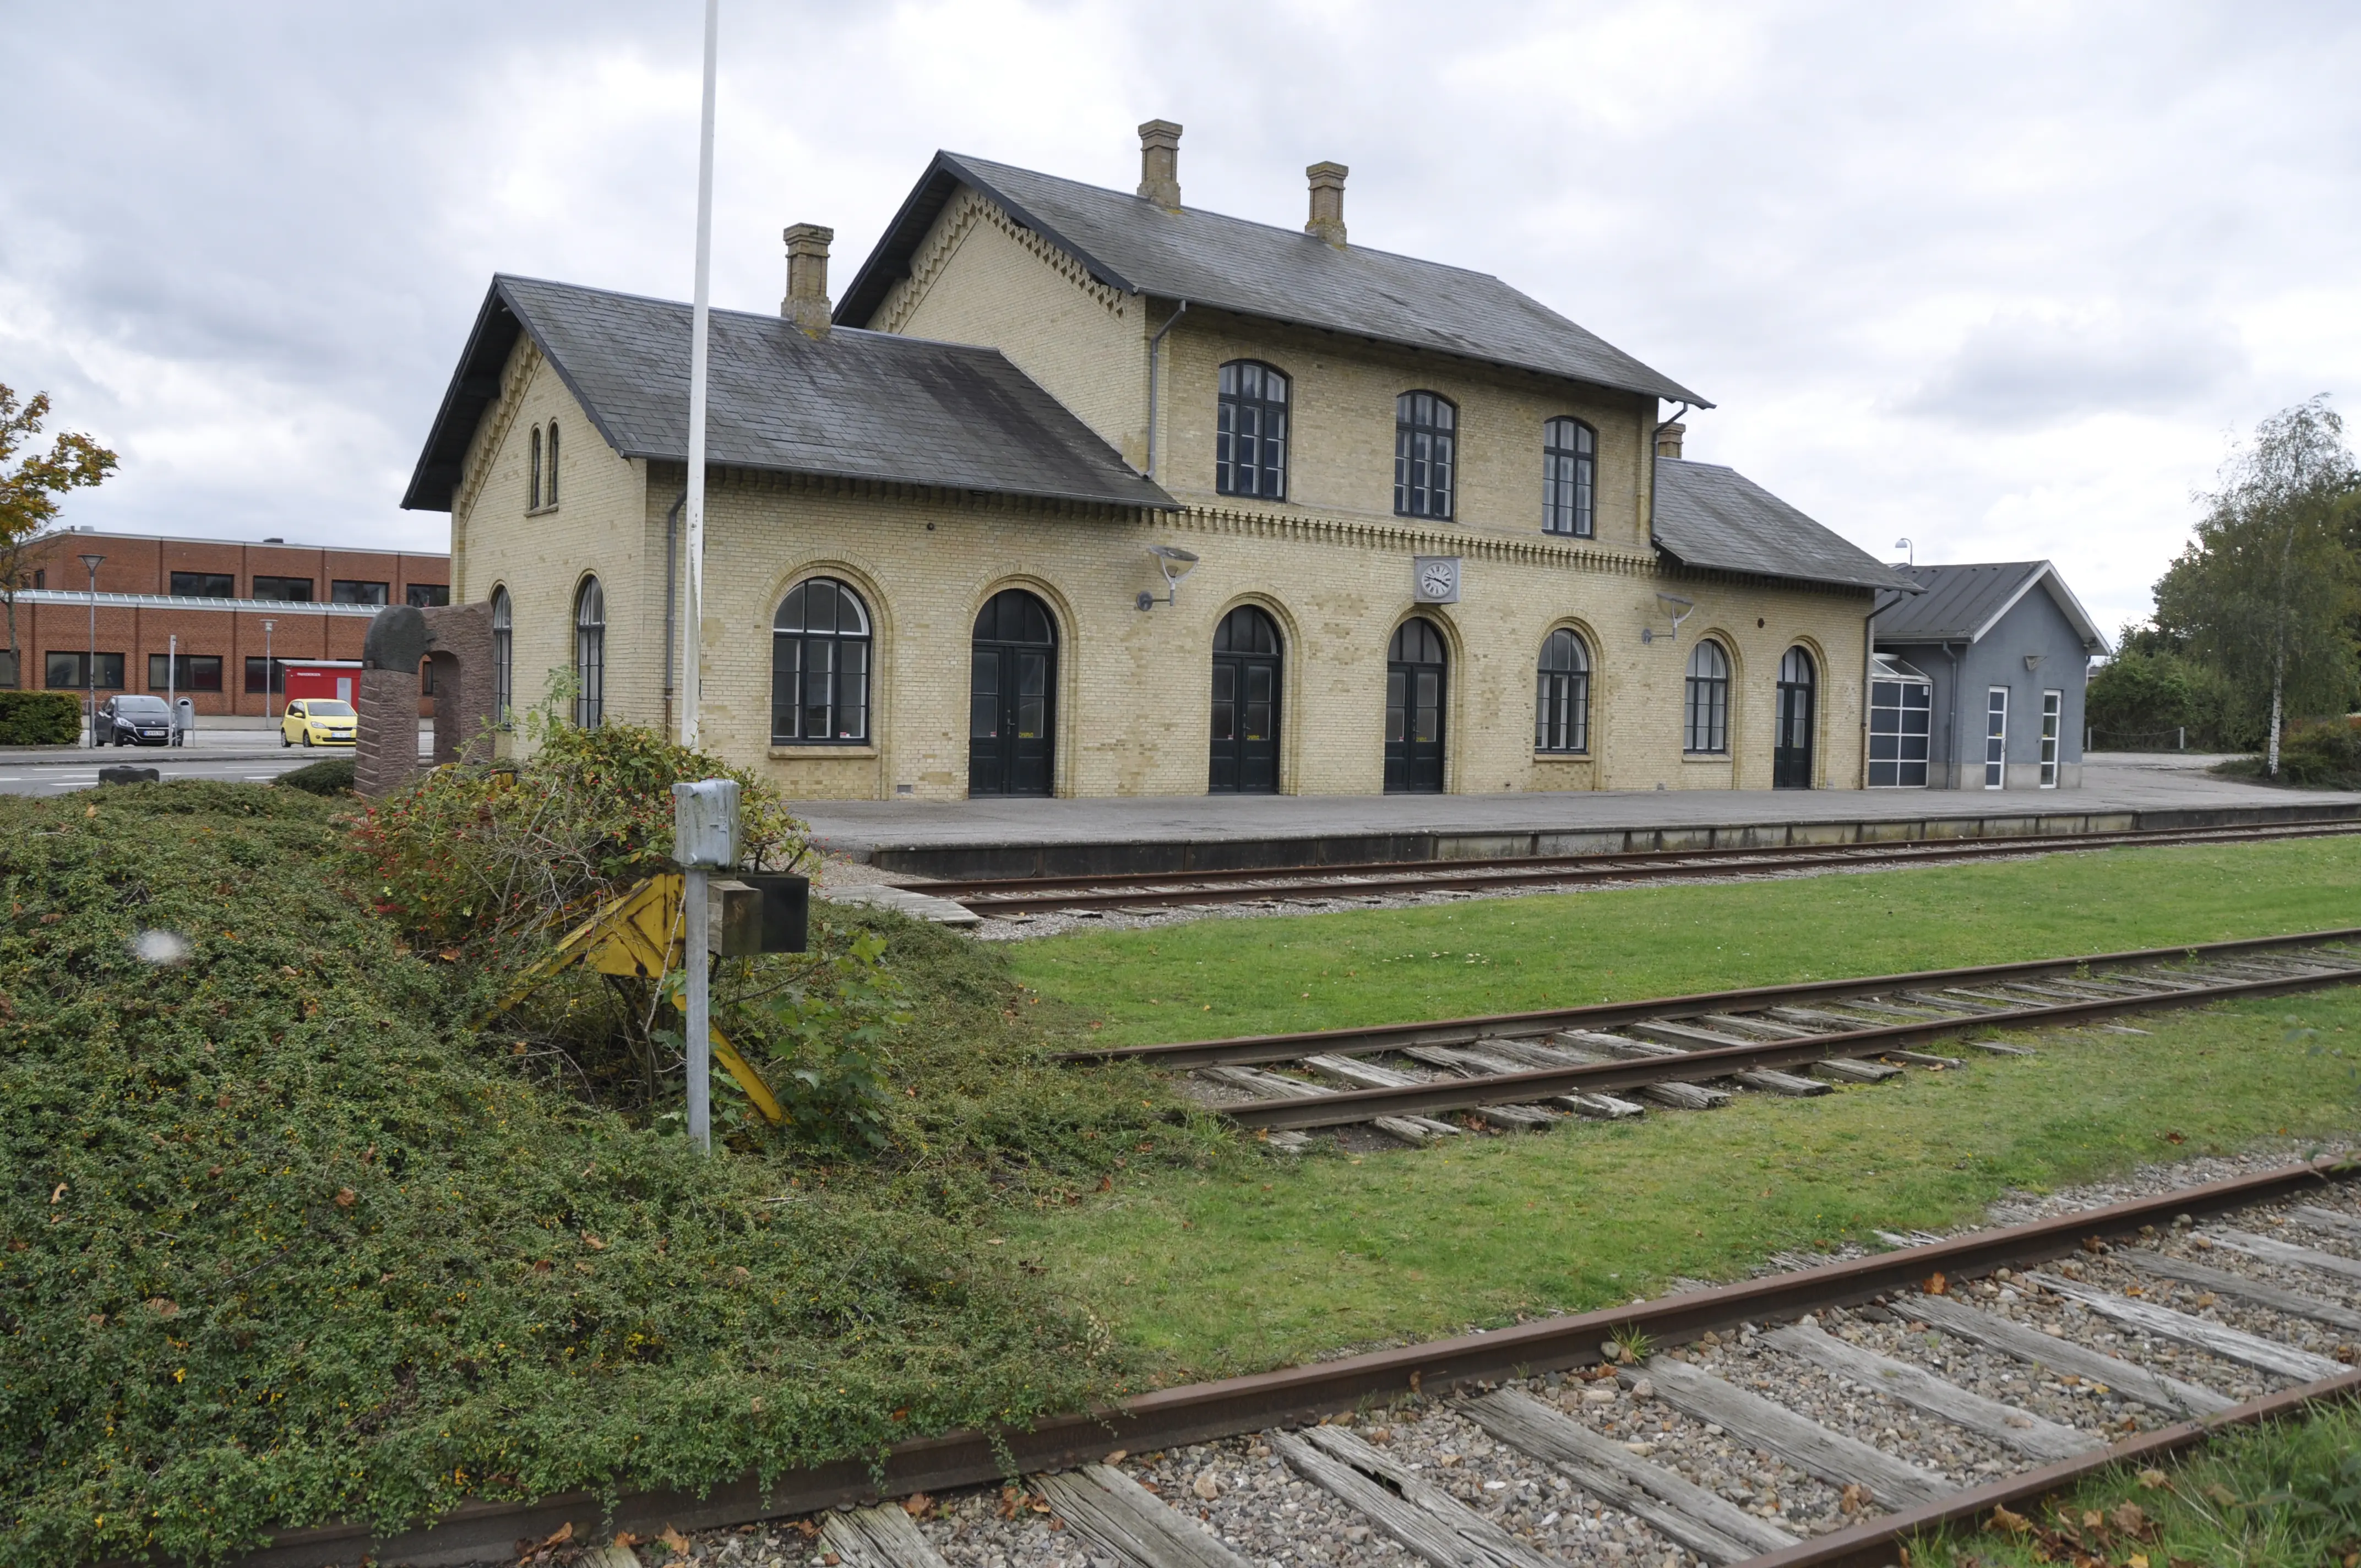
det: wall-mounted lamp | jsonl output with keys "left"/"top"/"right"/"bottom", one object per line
{"left": 2023, "top": 653, "right": 2044, "bottom": 672}
{"left": 1137, "top": 544, "right": 1200, "bottom": 611}
{"left": 1894, "top": 537, "right": 1914, "bottom": 566}
{"left": 1640, "top": 591, "right": 1695, "bottom": 646}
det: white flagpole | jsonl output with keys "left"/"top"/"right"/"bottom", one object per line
{"left": 681, "top": 0, "right": 719, "bottom": 749}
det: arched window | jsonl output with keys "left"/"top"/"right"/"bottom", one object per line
{"left": 1216, "top": 361, "right": 1288, "bottom": 499}
{"left": 1542, "top": 418, "right": 1595, "bottom": 537}
{"left": 490, "top": 585, "right": 513, "bottom": 726}
{"left": 970, "top": 589, "right": 1058, "bottom": 796}
{"left": 1774, "top": 646, "right": 1815, "bottom": 788}
{"left": 1385, "top": 617, "right": 1448, "bottom": 793}
{"left": 1684, "top": 639, "right": 1729, "bottom": 754}
{"left": 573, "top": 576, "right": 605, "bottom": 728}
{"left": 1536, "top": 628, "right": 1590, "bottom": 753}
{"left": 1210, "top": 604, "right": 1282, "bottom": 794}
{"left": 546, "top": 421, "right": 560, "bottom": 507}
{"left": 528, "top": 426, "right": 543, "bottom": 511}
{"left": 772, "top": 577, "right": 872, "bottom": 743}
{"left": 1394, "top": 391, "right": 1456, "bottom": 519}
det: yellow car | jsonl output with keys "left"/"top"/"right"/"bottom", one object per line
{"left": 281, "top": 699, "right": 358, "bottom": 748}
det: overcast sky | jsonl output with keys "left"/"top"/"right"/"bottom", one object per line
{"left": 8, "top": 1, "right": 2358, "bottom": 635}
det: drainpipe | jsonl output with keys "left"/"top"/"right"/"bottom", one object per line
{"left": 662, "top": 486, "right": 686, "bottom": 738}
{"left": 1642, "top": 401, "right": 1694, "bottom": 546}
{"left": 1144, "top": 300, "right": 1188, "bottom": 480}
{"left": 1860, "top": 603, "right": 1876, "bottom": 790}
{"left": 1943, "top": 643, "right": 1963, "bottom": 791}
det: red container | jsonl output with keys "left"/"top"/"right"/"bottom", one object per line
{"left": 279, "top": 661, "right": 362, "bottom": 711}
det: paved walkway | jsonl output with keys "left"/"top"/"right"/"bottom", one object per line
{"left": 796, "top": 754, "right": 2358, "bottom": 856}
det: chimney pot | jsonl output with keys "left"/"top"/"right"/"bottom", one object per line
{"left": 1656, "top": 422, "right": 1686, "bottom": 460}
{"left": 781, "top": 222, "right": 835, "bottom": 338}
{"left": 1305, "top": 161, "right": 1348, "bottom": 247}
{"left": 1137, "top": 119, "right": 1183, "bottom": 211}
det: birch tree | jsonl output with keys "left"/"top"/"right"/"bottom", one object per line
{"left": 2154, "top": 396, "right": 2361, "bottom": 773}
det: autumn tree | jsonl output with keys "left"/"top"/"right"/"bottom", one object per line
{"left": 0, "top": 385, "right": 119, "bottom": 687}
{"left": 2153, "top": 396, "right": 2361, "bottom": 773}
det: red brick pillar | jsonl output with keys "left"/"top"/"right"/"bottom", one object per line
{"left": 356, "top": 667, "right": 425, "bottom": 797}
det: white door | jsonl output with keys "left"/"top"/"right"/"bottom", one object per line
{"left": 336, "top": 677, "right": 353, "bottom": 704}
{"left": 1984, "top": 687, "right": 2008, "bottom": 788}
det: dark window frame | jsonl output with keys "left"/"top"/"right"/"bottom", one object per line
{"left": 489, "top": 586, "right": 513, "bottom": 725}
{"left": 251, "top": 574, "right": 314, "bottom": 602}
{"left": 546, "top": 421, "right": 560, "bottom": 507}
{"left": 243, "top": 656, "right": 296, "bottom": 695}
{"left": 771, "top": 576, "right": 873, "bottom": 745}
{"left": 1535, "top": 627, "right": 1591, "bottom": 753}
{"left": 406, "top": 583, "right": 450, "bottom": 608}
{"left": 529, "top": 425, "right": 543, "bottom": 510}
{"left": 1394, "top": 391, "right": 1457, "bottom": 519}
{"left": 47, "top": 651, "right": 126, "bottom": 690}
{"left": 1542, "top": 417, "right": 1596, "bottom": 537}
{"left": 1215, "top": 360, "right": 1290, "bottom": 500}
{"left": 149, "top": 653, "right": 223, "bottom": 692}
{"left": 1683, "top": 639, "right": 1730, "bottom": 755}
{"left": 573, "top": 576, "right": 605, "bottom": 728}
{"left": 168, "top": 570, "right": 235, "bottom": 599}
{"left": 331, "top": 580, "right": 390, "bottom": 606}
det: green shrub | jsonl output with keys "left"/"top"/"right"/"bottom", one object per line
{"left": 274, "top": 755, "right": 354, "bottom": 796}
{"left": 0, "top": 689, "right": 80, "bottom": 745}
{"left": 2086, "top": 647, "right": 2238, "bottom": 749}
{"left": 0, "top": 782, "right": 1156, "bottom": 1567}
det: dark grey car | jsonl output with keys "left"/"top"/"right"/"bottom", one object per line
{"left": 99, "top": 695, "right": 175, "bottom": 746}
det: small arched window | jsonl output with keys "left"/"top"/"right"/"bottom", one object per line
{"left": 1394, "top": 391, "right": 1456, "bottom": 519}
{"left": 1536, "top": 629, "right": 1590, "bottom": 753}
{"left": 1684, "top": 639, "right": 1729, "bottom": 754}
{"left": 545, "top": 421, "right": 560, "bottom": 507}
{"left": 773, "top": 577, "right": 872, "bottom": 743}
{"left": 528, "top": 426, "right": 543, "bottom": 510}
{"left": 1216, "top": 361, "right": 1288, "bottom": 499}
{"left": 573, "top": 575, "right": 605, "bottom": 728}
{"left": 1542, "top": 418, "right": 1595, "bottom": 537}
{"left": 490, "top": 586, "right": 513, "bottom": 726}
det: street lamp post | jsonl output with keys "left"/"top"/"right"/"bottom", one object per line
{"left": 79, "top": 553, "right": 104, "bottom": 747}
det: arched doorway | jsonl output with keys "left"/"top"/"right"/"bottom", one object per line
{"left": 1774, "top": 646, "right": 1815, "bottom": 788}
{"left": 1210, "top": 605, "right": 1282, "bottom": 794}
{"left": 1385, "top": 617, "right": 1448, "bottom": 794}
{"left": 969, "top": 589, "right": 1057, "bottom": 796}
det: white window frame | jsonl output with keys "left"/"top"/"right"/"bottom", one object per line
{"left": 2039, "top": 689, "right": 2062, "bottom": 788}
{"left": 1984, "top": 686, "right": 2008, "bottom": 789}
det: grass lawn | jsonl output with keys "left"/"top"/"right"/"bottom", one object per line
{"left": 1010, "top": 836, "right": 2361, "bottom": 1046}
{"left": 1027, "top": 990, "right": 2361, "bottom": 1381}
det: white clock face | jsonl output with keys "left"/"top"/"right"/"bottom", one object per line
{"left": 1421, "top": 565, "right": 1454, "bottom": 596}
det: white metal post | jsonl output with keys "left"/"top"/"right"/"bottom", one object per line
{"left": 679, "top": 0, "right": 719, "bottom": 749}
{"left": 166, "top": 633, "right": 177, "bottom": 743}
{"left": 80, "top": 553, "right": 103, "bottom": 746}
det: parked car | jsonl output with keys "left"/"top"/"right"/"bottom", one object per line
{"left": 98, "top": 694, "right": 176, "bottom": 746}
{"left": 281, "top": 699, "right": 357, "bottom": 748}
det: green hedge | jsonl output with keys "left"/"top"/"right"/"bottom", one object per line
{"left": 275, "top": 756, "right": 355, "bottom": 796}
{"left": 0, "top": 690, "right": 80, "bottom": 746}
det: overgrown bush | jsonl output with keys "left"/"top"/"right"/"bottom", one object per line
{"left": 0, "top": 688, "right": 78, "bottom": 745}
{"left": 0, "top": 782, "right": 1169, "bottom": 1567}
{"left": 2086, "top": 645, "right": 2240, "bottom": 750}
{"left": 274, "top": 755, "right": 353, "bottom": 796}
{"left": 2214, "top": 720, "right": 2361, "bottom": 788}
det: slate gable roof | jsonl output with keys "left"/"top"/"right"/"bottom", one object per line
{"left": 401, "top": 275, "right": 1177, "bottom": 514}
{"left": 837, "top": 151, "right": 1708, "bottom": 406}
{"left": 1872, "top": 562, "right": 2109, "bottom": 652}
{"left": 1650, "top": 459, "right": 1907, "bottom": 592}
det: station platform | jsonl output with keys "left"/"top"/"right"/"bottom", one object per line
{"left": 795, "top": 754, "right": 2361, "bottom": 879}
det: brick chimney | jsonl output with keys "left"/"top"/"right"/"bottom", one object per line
{"left": 1137, "top": 119, "right": 1182, "bottom": 210}
{"left": 781, "top": 223, "right": 834, "bottom": 338}
{"left": 1305, "top": 162, "right": 1348, "bottom": 247}
{"left": 1656, "top": 422, "right": 1686, "bottom": 460}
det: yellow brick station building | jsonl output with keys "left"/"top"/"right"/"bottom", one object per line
{"left": 403, "top": 123, "right": 1905, "bottom": 801}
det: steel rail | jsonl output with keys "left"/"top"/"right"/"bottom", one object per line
{"left": 1062, "top": 924, "right": 2361, "bottom": 1071}
{"left": 206, "top": 1158, "right": 2358, "bottom": 1568}
{"left": 937, "top": 818, "right": 2361, "bottom": 914}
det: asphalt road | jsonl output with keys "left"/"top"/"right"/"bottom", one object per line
{"left": 0, "top": 750, "right": 337, "bottom": 794}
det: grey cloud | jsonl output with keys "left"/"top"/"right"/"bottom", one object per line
{"left": 1901, "top": 310, "right": 2250, "bottom": 428}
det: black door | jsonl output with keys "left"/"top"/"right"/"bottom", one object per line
{"left": 1385, "top": 617, "right": 1448, "bottom": 793}
{"left": 969, "top": 589, "right": 1057, "bottom": 796}
{"left": 1774, "top": 646, "right": 1815, "bottom": 788}
{"left": 1210, "top": 605, "right": 1281, "bottom": 794}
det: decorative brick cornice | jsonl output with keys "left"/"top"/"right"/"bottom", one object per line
{"left": 1153, "top": 502, "right": 1666, "bottom": 582}
{"left": 453, "top": 335, "right": 543, "bottom": 525}
{"left": 649, "top": 461, "right": 1160, "bottom": 527}
{"left": 875, "top": 189, "right": 1129, "bottom": 334}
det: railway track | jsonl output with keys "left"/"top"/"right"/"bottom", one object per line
{"left": 238, "top": 1158, "right": 2361, "bottom": 1568}
{"left": 917, "top": 817, "right": 2361, "bottom": 918}
{"left": 1056, "top": 928, "right": 2361, "bottom": 1146}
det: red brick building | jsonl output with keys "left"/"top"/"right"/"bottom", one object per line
{"left": 4, "top": 530, "right": 448, "bottom": 718}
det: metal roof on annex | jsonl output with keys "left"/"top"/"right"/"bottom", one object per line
{"left": 836, "top": 151, "right": 1709, "bottom": 407}
{"left": 1871, "top": 562, "right": 2110, "bottom": 652}
{"left": 1650, "top": 459, "right": 1908, "bottom": 592}
{"left": 401, "top": 275, "right": 1178, "bottom": 514}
